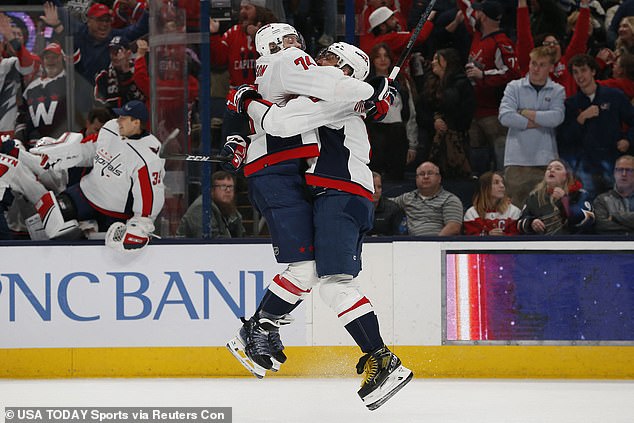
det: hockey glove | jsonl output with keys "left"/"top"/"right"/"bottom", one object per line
{"left": 364, "top": 77, "right": 396, "bottom": 122}
{"left": 220, "top": 135, "right": 248, "bottom": 172}
{"left": 31, "top": 132, "right": 85, "bottom": 170}
{"left": 226, "top": 84, "right": 262, "bottom": 115}
{"left": 105, "top": 216, "right": 155, "bottom": 252}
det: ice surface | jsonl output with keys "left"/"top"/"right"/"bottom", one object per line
{"left": 1, "top": 378, "right": 633, "bottom": 423}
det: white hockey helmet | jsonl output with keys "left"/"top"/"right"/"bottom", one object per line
{"left": 255, "top": 23, "right": 300, "bottom": 56}
{"left": 323, "top": 42, "right": 370, "bottom": 81}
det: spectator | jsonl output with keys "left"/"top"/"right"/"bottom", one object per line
{"left": 83, "top": 108, "right": 113, "bottom": 138}
{"left": 390, "top": 161, "right": 463, "bottom": 236}
{"left": 516, "top": 0, "right": 591, "bottom": 96}
{"left": 365, "top": 43, "right": 418, "bottom": 180}
{"left": 458, "top": 0, "right": 521, "bottom": 173}
{"left": 419, "top": 47, "right": 475, "bottom": 180}
{"left": 367, "top": 171, "right": 406, "bottom": 236}
{"left": 559, "top": 54, "right": 634, "bottom": 199}
{"left": 517, "top": 159, "right": 595, "bottom": 235}
{"left": 94, "top": 36, "right": 146, "bottom": 109}
{"left": 358, "top": 0, "right": 408, "bottom": 36}
{"left": 0, "top": 12, "right": 34, "bottom": 138}
{"left": 527, "top": 0, "right": 567, "bottom": 41}
{"left": 616, "top": 16, "right": 634, "bottom": 55}
{"left": 359, "top": 6, "right": 435, "bottom": 57}
{"left": 463, "top": 171, "right": 521, "bottom": 235}
{"left": 593, "top": 154, "right": 634, "bottom": 234}
{"left": 209, "top": 0, "right": 276, "bottom": 88}
{"left": 597, "top": 52, "right": 634, "bottom": 101}
{"left": 176, "top": 171, "right": 245, "bottom": 239}
{"left": 499, "top": 46, "right": 565, "bottom": 207}
{"left": 607, "top": 0, "right": 634, "bottom": 48}
{"left": 41, "top": 1, "right": 149, "bottom": 83}
{"left": 15, "top": 43, "right": 91, "bottom": 148}
{"left": 209, "top": 0, "right": 276, "bottom": 139}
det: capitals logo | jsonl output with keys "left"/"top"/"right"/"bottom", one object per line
{"left": 95, "top": 149, "right": 123, "bottom": 177}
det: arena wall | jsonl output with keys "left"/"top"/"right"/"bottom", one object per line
{"left": 0, "top": 240, "right": 632, "bottom": 378}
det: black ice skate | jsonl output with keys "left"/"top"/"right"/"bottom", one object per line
{"left": 265, "top": 313, "right": 292, "bottom": 371}
{"left": 226, "top": 312, "right": 293, "bottom": 378}
{"left": 268, "top": 329, "right": 287, "bottom": 372}
{"left": 356, "top": 345, "right": 413, "bottom": 411}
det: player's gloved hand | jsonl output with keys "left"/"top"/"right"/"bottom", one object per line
{"left": 226, "top": 84, "right": 262, "bottom": 114}
{"left": 364, "top": 77, "right": 397, "bottom": 122}
{"left": 220, "top": 135, "right": 247, "bottom": 172}
{"left": 0, "top": 135, "right": 16, "bottom": 155}
{"left": 31, "top": 132, "right": 84, "bottom": 170}
{"left": 105, "top": 216, "right": 155, "bottom": 252}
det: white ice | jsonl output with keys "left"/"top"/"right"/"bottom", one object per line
{"left": 1, "top": 378, "right": 633, "bottom": 423}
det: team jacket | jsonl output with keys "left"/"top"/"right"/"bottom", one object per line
{"left": 15, "top": 72, "right": 69, "bottom": 147}
{"left": 74, "top": 119, "right": 165, "bottom": 219}
{"left": 243, "top": 47, "right": 374, "bottom": 177}
{"left": 0, "top": 45, "right": 35, "bottom": 134}
{"left": 248, "top": 96, "right": 374, "bottom": 200}
{"left": 560, "top": 84, "right": 634, "bottom": 163}
{"left": 518, "top": 182, "right": 595, "bottom": 235}
{"left": 94, "top": 62, "right": 146, "bottom": 108}
{"left": 58, "top": 6, "right": 149, "bottom": 81}
{"left": 459, "top": 0, "right": 521, "bottom": 117}
{"left": 463, "top": 204, "right": 521, "bottom": 235}
{"left": 210, "top": 25, "right": 258, "bottom": 87}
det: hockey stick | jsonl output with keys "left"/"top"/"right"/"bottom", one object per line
{"left": 158, "top": 128, "right": 180, "bottom": 156}
{"left": 388, "top": 0, "right": 437, "bottom": 80}
{"left": 162, "top": 154, "right": 230, "bottom": 163}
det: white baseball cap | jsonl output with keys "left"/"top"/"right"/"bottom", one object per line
{"left": 368, "top": 6, "right": 395, "bottom": 32}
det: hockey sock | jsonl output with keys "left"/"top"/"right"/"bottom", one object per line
{"left": 257, "top": 289, "right": 299, "bottom": 317}
{"left": 344, "top": 312, "right": 384, "bottom": 354}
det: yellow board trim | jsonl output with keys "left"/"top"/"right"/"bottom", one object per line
{"left": 1, "top": 346, "right": 633, "bottom": 379}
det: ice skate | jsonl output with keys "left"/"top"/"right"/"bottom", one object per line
{"left": 226, "top": 316, "right": 273, "bottom": 379}
{"left": 356, "top": 346, "right": 413, "bottom": 411}
{"left": 226, "top": 312, "right": 293, "bottom": 377}
{"left": 268, "top": 329, "right": 287, "bottom": 372}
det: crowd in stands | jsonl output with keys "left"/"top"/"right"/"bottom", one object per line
{"left": 2, "top": 0, "right": 634, "bottom": 240}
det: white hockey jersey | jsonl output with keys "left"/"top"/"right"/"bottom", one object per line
{"left": 248, "top": 96, "right": 374, "bottom": 200}
{"left": 77, "top": 119, "right": 165, "bottom": 219}
{"left": 244, "top": 47, "right": 374, "bottom": 176}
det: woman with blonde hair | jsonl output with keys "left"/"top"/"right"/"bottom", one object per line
{"left": 517, "top": 159, "right": 595, "bottom": 235}
{"left": 616, "top": 16, "right": 634, "bottom": 56}
{"left": 463, "top": 171, "right": 521, "bottom": 236}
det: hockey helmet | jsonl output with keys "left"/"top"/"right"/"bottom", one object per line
{"left": 321, "top": 42, "right": 370, "bottom": 81}
{"left": 255, "top": 23, "right": 300, "bottom": 56}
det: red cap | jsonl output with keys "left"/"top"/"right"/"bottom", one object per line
{"left": 42, "top": 43, "right": 63, "bottom": 56}
{"left": 87, "top": 3, "right": 112, "bottom": 18}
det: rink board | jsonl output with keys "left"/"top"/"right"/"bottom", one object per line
{"left": 0, "top": 241, "right": 633, "bottom": 378}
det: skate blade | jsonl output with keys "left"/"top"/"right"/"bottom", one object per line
{"left": 270, "top": 358, "right": 281, "bottom": 372}
{"left": 362, "top": 366, "right": 413, "bottom": 411}
{"left": 226, "top": 337, "right": 267, "bottom": 379}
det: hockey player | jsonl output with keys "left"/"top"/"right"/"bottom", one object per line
{"left": 25, "top": 100, "right": 165, "bottom": 250}
{"left": 223, "top": 23, "right": 393, "bottom": 380}
{"left": 226, "top": 39, "right": 410, "bottom": 410}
